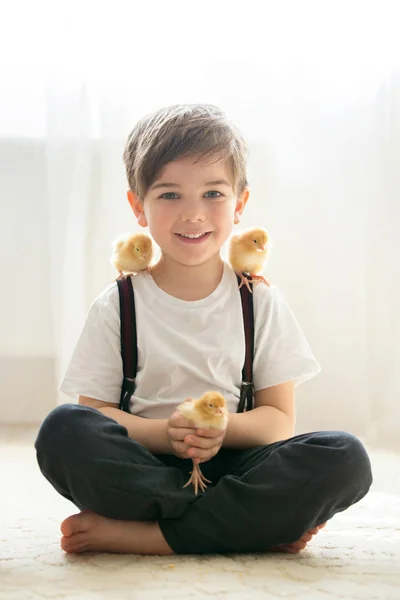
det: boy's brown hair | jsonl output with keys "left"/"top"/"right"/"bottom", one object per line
{"left": 123, "top": 104, "right": 248, "bottom": 199}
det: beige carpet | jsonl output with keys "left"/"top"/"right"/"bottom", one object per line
{"left": 1, "top": 427, "right": 399, "bottom": 600}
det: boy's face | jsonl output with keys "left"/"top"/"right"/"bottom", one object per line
{"left": 128, "top": 155, "right": 248, "bottom": 268}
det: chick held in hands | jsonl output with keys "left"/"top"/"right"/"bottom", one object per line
{"left": 228, "top": 227, "right": 271, "bottom": 293}
{"left": 177, "top": 392, "right": 228, "bottom": 495}
{"left": 111, "top": 232, "right": 154, "bottom": 279}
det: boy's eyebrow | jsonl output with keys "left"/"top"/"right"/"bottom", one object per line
{"left": 151, "top": 182, "right": 181, "bottom": 190}
{"left": 205, "top": 180, "right": 231, "bottom": 187}
{"left": 151, "top": 179, "right": 231, "bottom": 190}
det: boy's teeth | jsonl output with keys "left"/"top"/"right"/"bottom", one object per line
{"left": 180, "top": 233, "right": 205, "bottom": 238}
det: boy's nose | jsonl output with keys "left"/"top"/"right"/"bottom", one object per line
{"left": 181, "top": 212, "right": 206, "bottom": 223}
{"left": 180, "top": 200, "right": 207, "bottom": 223}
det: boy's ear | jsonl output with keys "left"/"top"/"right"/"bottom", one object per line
{"left": 127, "top": 190, "right": 148, "bottom": 228}
{"left": 234, "top": 189, "right": 249, "bottom": 224}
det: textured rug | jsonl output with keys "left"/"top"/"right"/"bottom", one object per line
{"left": 1, "top": 427, "right": 399, "bottom": 600}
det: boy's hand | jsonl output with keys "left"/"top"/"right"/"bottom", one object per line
{"left": 167, "top": 411, "right": 226, "bottom": 463}
{"left": 166, "top": 411, "right": 197, "bottom": 460}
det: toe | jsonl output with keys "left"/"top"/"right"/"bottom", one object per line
{"left": 60, "top": 511, "right": 92, "bottom": 537}
{"left": 61, "top": 514, "right": 80, "bottom": 537}
{"left": 61, "top": 532, "right": 90, "bottom": 554}
{"left": 290, "top": 539, "right": 308, "bottom": 550}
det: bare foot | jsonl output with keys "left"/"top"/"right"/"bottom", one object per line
{"left": 60, "top": 510, "right": 174, "bottom": 555}
{"left": 270, "top": 522, "right": 327, "bottom": 554}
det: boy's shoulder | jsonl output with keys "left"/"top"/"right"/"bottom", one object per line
{"left": 92, "top": 272, "right": 148, "bottom": 311}
{"left": 224, "top": 264, "right": 285, "bottom": 319}
{"left": 225, "top": 263, "right": 280, "bottom": 302}
{"left": 93, "top": 279, "right": 119, "bottom": 307}
{"left": 250, "top": 279, "right": 283, "bottom": 310}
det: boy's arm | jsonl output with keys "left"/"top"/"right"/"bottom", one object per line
{"left": 79, "top": 396, "right": 170, "bottom": 454}
{"left": 79, "top": 380, "right": 295, "bottom": 455}
{"left": 223, "top": 381, "right": 295, "bottom": 449}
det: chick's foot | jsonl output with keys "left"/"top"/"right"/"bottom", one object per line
{"left": 249, "top": 274, "right": 271, "bottom": 286}
{"left": 237, "top": 273, "right": 253, "bottom": 293}
{"left": 114, "top": 271, "right": 125, "bottom": 281}
{"left": 183, "top": 462, "right": 211, "bottom": 495}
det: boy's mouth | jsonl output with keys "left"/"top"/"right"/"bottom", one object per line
{"left": 175, "top": 232, "right": 212, "bottom": 244}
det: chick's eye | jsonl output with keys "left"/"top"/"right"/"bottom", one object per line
{"left": 205, "top": 190, "right": 222, "bottom": 198}
{"left": 209, "top": 403, "right": 213, "bottom": 408}
{"left": 253, "top": 239, "right": 257, "bottom": 244}
{"left": 160, "top": 192, "right": 179, "bottom": 200}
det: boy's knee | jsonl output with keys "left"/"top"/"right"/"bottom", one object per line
{"left": 34, "top": 403, "right": 95, "bottom": 455}
{"left": 284, "top": 432, "right": 373, "bottom": 544}
{"left": 317, "top": 431, "right": 373, "bottom": 495}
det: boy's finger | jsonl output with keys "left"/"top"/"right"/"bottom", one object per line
{"left": 169, "top": 413, "right": 194, "bottom": 428}
{"left": 196, "top": 428, "right": 226, "bottom": 438}
{"left": 184, "top": 434, "right": 223, "bottom": 449}
{"left": 171, "top": 441, "right": 190, "bottom": 456}
{"left": 169, "top": 427, "right": 196, "bottom": 441}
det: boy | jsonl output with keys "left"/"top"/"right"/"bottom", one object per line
{"left": 35, "top": 104, "right": 372, "bottom": 555}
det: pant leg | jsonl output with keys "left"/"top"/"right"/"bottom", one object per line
{"left": 159, "top": 430, "right": 373, "bottom": 554}
{"left": 35, "top": 403, "right": 196, "bottom": 520}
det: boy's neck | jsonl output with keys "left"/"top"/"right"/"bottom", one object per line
{"left": 150, "top": 254, "right": 225, "bottom": 301}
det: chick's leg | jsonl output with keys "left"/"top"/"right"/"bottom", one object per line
{"left": 237, "top": 273, "right": 253, "bottom": 294}
{"left": 114, "top": 270, "right": 125, "bottom": 281}
{"left": 183, "top": 461, "right": 211, "bottom": 495}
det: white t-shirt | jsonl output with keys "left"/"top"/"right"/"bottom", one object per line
{"left": 60, "top": 262, "right": 321, "bottom": 418}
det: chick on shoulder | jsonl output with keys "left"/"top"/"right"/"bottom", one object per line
{"left": 228, "top": 227, "right": 272, "bottom": 293}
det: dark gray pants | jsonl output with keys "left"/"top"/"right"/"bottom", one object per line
{"left": 35, "top": 403, "right": 373, "bottom": 554}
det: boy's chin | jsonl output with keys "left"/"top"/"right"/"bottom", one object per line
{"left": 175, "top": 256, "right": 218, "bottom": 268}
{"left": 164, "top": 249, "right": 222, "bottom": 269}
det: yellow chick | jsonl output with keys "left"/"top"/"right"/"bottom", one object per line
{"left": 177, "top": 392, "right": 228, "bottom": 495}
{"left": 228, "top": 227, "right": 271, "bottom": 293}
{"left": 111, "top": 232, "right": 153, "bottom": 279}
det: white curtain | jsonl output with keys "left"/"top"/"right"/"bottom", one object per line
{"left": 1, "top": 1, "right": 399, "bottom": 447}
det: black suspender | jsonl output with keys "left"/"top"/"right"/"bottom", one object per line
{"left": 237, "top": 274, "right": 255, "bottom": 413}
{"left": 116, "top": 277, "right": 138, "bottom": 413}
{"left": 117, "top": 273, "right": 255, "bottom": 413}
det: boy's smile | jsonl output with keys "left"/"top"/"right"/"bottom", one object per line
{"left": 175, "top": 231, "right": 213, "bottom": 244}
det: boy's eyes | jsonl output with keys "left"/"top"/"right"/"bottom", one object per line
{"left": 159, "top": 192, "right": 178, "bottom": 200}
{"left": 159, "top": 190, "right": 223, "bottom": 200}
{"left": 204, "top": 190, "right": 223, "bottom": 198}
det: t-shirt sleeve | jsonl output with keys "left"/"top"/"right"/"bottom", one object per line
{"left": 252, "top": 284, "right": 321, "bottom": 391}
{"left": 59, "top": 284, "right": 123, "bottom": 403}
